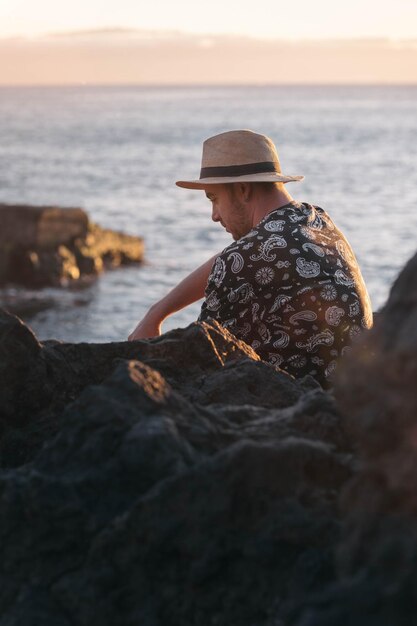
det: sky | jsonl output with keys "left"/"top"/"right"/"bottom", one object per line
{"left": 2, "top": 0, "right": 417, "bottom": 40}
{"left": 1, "top": 0, "right": 417, "bottom": 84}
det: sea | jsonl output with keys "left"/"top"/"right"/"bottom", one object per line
{"left": 0, "top": 84, "right": 416, "bottom": 343}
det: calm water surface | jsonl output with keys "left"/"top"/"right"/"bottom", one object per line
{"left": 0, "top": 85, "right": 416, "bottom": 341}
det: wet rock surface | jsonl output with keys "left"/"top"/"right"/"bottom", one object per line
{"left": 0, "top": 204, "right": 144, "bottom": 289}
{"left": 0, "top": 251, "right": 416, "bottom": 626}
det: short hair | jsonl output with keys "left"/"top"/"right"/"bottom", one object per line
{"left": 251, "top": 181, "right": 284, "bottom": 193}
{"left": 228, "top": 181, "right": 283, "bottom": 195}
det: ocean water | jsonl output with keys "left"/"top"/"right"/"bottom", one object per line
{"left": 0, "top": 84, "right": 416, "bottom": 342}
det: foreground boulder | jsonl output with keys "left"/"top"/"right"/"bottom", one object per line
{"left": 1, "top": 248, "right": 417, "bottom": 626}
{"left": 0, "top": 308, "right": 350, "bottom": 626}
{"left": 0, "top": 204, "right": 144, "bottom": 288}
{"left": 288, "top": 250, "right": 417, "bottom": 626}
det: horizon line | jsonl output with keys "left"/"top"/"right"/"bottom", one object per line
{"left": 1, "top": 82, "right": 417, "bottom": 89}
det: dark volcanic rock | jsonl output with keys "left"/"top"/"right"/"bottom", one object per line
{"left": 288, "top": 251, "right": 417, "bottom": 626}
{"left": 0, "top": 308, "right": 351, "bottom": 626}
{"left": 0, "top": 204, "right": 144, "bottom": 288}
{"left": 0, "top": 309, "right": 264, "bottom": 466}
{"left": 2, "top": 250, "right": 416, "bottom": 626}
{"left": 0, "top": 308, "right": 258, "bottom": 423}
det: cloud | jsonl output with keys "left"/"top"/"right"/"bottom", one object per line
{"left": 0, "top": 29, "right": 416, "bottom": 85}
{"left": 42, "top": 27, "right": 187, "bottom": 42}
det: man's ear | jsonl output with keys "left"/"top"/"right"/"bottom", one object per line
{"left": 238, "top": 182, "right": 252, "bottom": 202}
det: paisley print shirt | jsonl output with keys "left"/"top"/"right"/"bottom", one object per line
{"left": 198, "top": 201, "right": 373, "bottom": 387}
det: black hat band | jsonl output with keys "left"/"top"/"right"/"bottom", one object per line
{"left": 200, "top": 161, "right": 281, "bottom": 179}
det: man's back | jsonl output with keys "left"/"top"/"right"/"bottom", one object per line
{"left": 129, "top": 129, "right": 372, "bottom": 376}
{"left": 199, "top": 201, "right": 373, "bottom": 387}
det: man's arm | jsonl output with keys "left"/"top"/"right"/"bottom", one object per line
{"left": 128, "top": 254, "right": 218, "bottom": 340}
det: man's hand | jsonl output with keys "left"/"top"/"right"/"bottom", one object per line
{"left": 128, "top": 313, "right": 162, "bottom": 341}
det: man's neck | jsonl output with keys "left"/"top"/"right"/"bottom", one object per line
{"left": 251, "top": 187, "right": 296, "bottom": 227}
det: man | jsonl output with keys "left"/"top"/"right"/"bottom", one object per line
{"left": 129, "top": 129, "right": 372, "bottom": 387}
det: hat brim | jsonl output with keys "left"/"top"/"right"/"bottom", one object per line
{"left": 176, "top": 171, "right": 304, "bottom": 189}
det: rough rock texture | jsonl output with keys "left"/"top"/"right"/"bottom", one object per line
{"left": 1, "top": 249, "right": 416, "bottom": 626}
{"left": 0, "top": 308, "right": 351, "bottom": 626}
{"left": 0, "top": 204, "right": 144, "bottom": 288}
{"left": 288, "top": 250, "right": 417, "bottom": 626}
{"left": 0, "top": 204, "right": 88, "bottom": 249}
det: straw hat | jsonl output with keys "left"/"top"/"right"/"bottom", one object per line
{"left": 176, "top": 129, "right": 304, "bottom": 189}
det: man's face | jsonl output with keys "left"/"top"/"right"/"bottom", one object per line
{"left": 204, "top": 184, "right": 251, "bottom": 241}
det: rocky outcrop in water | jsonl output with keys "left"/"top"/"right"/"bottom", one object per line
{"left": 0, "top": 250, "right": 416, "bottom": 626}
{"left": 0, "top": 204, "right": 144, "bottom": 288}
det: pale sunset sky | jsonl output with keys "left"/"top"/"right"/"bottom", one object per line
{"left": 1, "top": 0, "right": 417, "bottom": 84}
